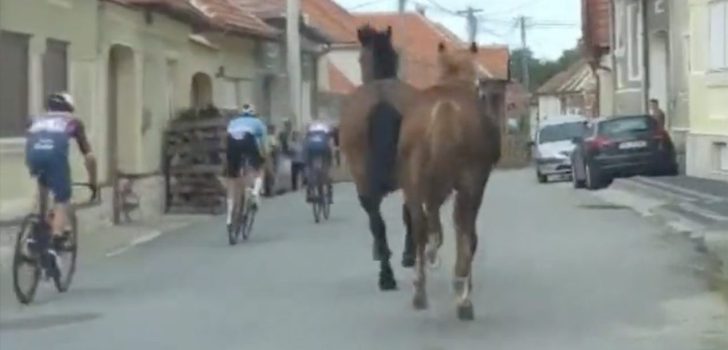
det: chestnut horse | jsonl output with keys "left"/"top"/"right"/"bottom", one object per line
{"left": 339, "top": 25, "right": 419, "bottom": 290}
{"left": 398, "top": 42, "right": 506, "bottom": 320}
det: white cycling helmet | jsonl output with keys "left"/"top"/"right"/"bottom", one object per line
{"left": 241, "top": 103, "right": 256, "bottom": 115}
{"left": 47, "top": 92, "right": 75, "bottom": 112}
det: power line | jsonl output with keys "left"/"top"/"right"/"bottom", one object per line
{"left": 347, "top": 0, "right": 387, "bottom": 10}
{"left": 423, "top": 0, "right": 460, "bottom": 16}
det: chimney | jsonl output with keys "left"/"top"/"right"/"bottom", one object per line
{"left": 415, "top": 4, "right": 426, "bottom": 16}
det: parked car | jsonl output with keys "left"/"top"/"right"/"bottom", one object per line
{"left": 530, "top": 115, "right": 589, "bottom": 183}
{"left": 570, "top": 114, "right": 679, "bottom": 190}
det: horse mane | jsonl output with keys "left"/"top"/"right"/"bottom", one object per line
{"left": 357, "top": 24, "right": 399, "bottom": 80}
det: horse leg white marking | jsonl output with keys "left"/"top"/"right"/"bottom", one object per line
{"left": 412, "top": 205, "right": 429, "bottom": 310}
{"left": 422, "top": 204, "right": 441, "bottom": 269}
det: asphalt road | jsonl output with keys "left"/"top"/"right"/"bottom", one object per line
{"left": 1, "top": 169, "right": 726, "bottom": 350}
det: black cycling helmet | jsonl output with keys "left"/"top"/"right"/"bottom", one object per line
{"left": 47, "top": 92, "right": 75, "bottom": 112}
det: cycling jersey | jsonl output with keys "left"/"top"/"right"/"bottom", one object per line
{"left": 225, "top": 113, "right": 268, "bottom": 177}
{"left": 227, "top": 114, "right": 267, "bottom": 150}
{"left": 25, "top": 112, "right": 89, "bottom": 202}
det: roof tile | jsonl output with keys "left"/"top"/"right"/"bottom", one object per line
{"left": 355, "top": 12, "right": 509, "bottom": 88}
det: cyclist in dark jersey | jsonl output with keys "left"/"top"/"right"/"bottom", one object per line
{"left": 26, "top": 92, "right": 97, "bottom": 256}
{"left": 303, "top": 121, "right": 334, "bottom": 204}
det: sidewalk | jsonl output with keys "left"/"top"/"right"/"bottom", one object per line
{"left": 593, "top": 175, "right": 728, "bottom": 290}
{"left": 0, "top": 178, "right": 213, "bottom": 268}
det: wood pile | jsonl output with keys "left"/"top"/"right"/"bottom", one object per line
{"left": 164, "top": 108, "right": 236, "bottom": 214}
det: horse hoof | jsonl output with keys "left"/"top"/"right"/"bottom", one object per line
{"left": 456, "top": 302, "right": 474, "bottom": 321}
{"left": 401, "top": 254, "right": 415, "bottom": 268}
{"left": 412, "top": 293, "right": 428, "bottom": 310}
{"left": 379, "top": 277, "right": 398, "bottom": 291}
{"left": 427, "top": 252, "right": 441, "bottom": 270}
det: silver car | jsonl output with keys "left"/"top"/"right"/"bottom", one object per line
{"left": 530, "top": 116, "right": 588, "bottom": 183}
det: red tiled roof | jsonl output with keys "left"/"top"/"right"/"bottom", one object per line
{"left": 354, "top": 12, "right": 509, "bottom": 88}
{"left": 353, "top": 12, "right": 456, "bottom": 89}
{"left": 582, "top": 0, "right": 610, "bottom": 50}
{"left": 328, "top": 62, "right": 356, "bottom": 94}
{"left": 302, "top": 0, "right": 359, "bottom": 43}
{"left": 197, "top": 0, "right": 279, "bottom": 38}
{"left": 475, "top": 46, "right": 510, "bottom": 80}
{"left": 109, "top": 0, "right": 278, "bottom": 38}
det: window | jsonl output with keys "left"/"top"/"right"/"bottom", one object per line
{"left": 709, "top": 1, "right": 728, "bottom": 70}
{"left": 538, "top": 121, "right": 588, "bottom": 144}
{"left": 599, "top": 116, "right": 654, "bottom": 137}
{"left": 716, "top": 142, "right": 728, "bottom": 172}
{"left": 43, "top": 39, "right": 69, "bottom": 99}
{"left": 627, "top": 2, "right": 643, "bottom": 81}
{"left": 0, "top": 31, "right": 30, "bottom": 137}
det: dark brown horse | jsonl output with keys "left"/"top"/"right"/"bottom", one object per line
{"left": 339, "top": 25, "right": 419, "bottom": 290}
{"left": 398, "top": 42, "right": 506, "bottom": 320}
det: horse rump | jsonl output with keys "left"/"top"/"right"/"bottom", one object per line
{"left": 366, "top": 101, "right": 402, "bottom": 196}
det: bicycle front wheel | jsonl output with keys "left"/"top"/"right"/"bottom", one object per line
{"left": 53, "top": 211, "right": 78, "bottom": 293}
{"left": 12, "top": 215, "right": 42, "bottom": 304}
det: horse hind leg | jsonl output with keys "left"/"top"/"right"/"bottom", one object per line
{"left": 452, "top": 190, "right": 483, "bottom": 321}
{"left": 408, "top": 201, "right": 429, "bottom": 310}
{"left": 358, "top": 194, "right": 397, "bottom": 291}
{"left": 424, "top": 202, "right": 444, "bottom": 269}
{"left": 401, "top": 204, "right": 416, "bottom": 268}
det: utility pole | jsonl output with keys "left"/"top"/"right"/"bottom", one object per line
{"left": 456, "top": 7, "right": 483, "bottom": 43}
{"left": 397, "top": 0, "right": 406, "bottom": 13}
{"left": 517, "top": 16, "right": 530, "bottom": 90}
{"left": 286, "top": 0, "right": 302, "bottom": 129}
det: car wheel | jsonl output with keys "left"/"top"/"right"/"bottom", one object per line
{"left": 537, "top": 171, "right": 548, "bottom": 184}
{"left": 585, "top": 163, "right": 604, "bottom": 190}
{"left": 572, "top": 164, "right": 586, "bottom": 189}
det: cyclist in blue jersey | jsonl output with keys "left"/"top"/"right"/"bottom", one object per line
{"left": 26, "top": 92, "right": 97, "bottom": 258}
{"left": 303, "top": 120, "right": 335, "bottom": 204}
{"left": 224, "top": 103, "right": 268, "bottom": 230}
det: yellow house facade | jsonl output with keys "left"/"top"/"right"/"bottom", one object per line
{"left": 0, "top": 0, "right": 278, "bottom": 220}
{"left": 687, "top": 0, "right": 728, "bottom": 181}
{"left": 0, "top": 0, "right": 100, "bottom": 220}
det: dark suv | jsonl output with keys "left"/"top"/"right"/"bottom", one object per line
{"left": 570, "top": 115, "right": 678, "bottom": 189}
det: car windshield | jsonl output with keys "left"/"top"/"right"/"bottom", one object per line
{"left": 538, "top": 121, "right": 587, "bottom": 144}
{"left": 599, "top": 117, "right": 653, "bottom": 137}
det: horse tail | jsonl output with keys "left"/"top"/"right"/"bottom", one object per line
{"left": 367, "top": 101, "right": 402, "bottom": 196}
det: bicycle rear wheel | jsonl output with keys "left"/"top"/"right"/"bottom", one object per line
{"left": 321, "top": 183, "right": 331, "bottom": 221}
{"left": 12, "top": 215, "right": 42, "bottom": 304}
{"left": 228, "top": 197, "right": 243, "bottom": 246}
{"left": 53, "top": 210, "right": 78, "bottom": 292}
{"left": 242, "top": 199, "right": 256, "bottom": 241}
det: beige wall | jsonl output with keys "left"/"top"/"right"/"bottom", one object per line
{"left": 0, "top": 0, "right": 99, "bottom": 219}
{"left": 686, "top": 0, "right": 728, "bottom": 181}
{"left": 0, "top": 0, "right": 268, "bottom": 220}
{"left": 327, "top": 48, "right": 361, "bottom": 85}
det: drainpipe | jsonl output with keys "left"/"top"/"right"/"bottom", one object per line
{"left": 641, "top": 0, "right": 650, "bottom": 114}
{"left": 609, "top": 0, "right": 618, "bottom": 115}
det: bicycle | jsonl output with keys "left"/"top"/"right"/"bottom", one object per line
{"left": 228, "top": 160, "right": 259, "bottom": 245}
{"left": 307, "top": 156, "right": 332, "bottom": 223}
{"left": 12, "top": 182, "right": 98, "bottom": 304}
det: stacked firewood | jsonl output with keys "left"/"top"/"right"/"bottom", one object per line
{"left": 163, "top": 107, "right": 234, "bottom": 214}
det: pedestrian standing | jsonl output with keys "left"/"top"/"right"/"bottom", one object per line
{"left": 264, "top": 123, "right": 278, "bottom": 197}
{"left": 649, "top": 99, "right": 666, "bottom": 129}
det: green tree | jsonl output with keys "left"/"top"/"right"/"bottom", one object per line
{"left": 510, "top": 47, "right": 581, "bottom": 92}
